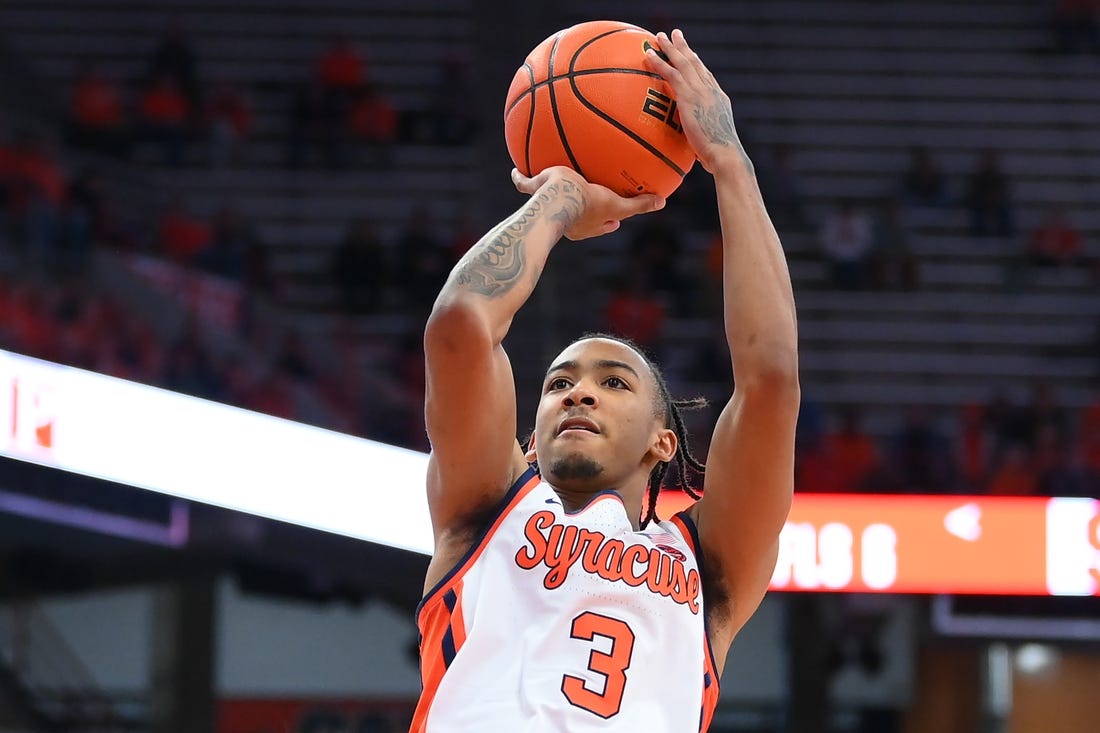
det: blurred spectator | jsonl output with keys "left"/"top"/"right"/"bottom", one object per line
{"left": 899, "top": 146, "right": 948, "bottom": 208}
{"left": 147, "top": 20, "right": 202, "bottom": 110}
{"left": 331, "top": 218, "right": 388, "bottom": 315}
{"left": 1051, "top": 0, "right": 1100, "bottom": 53}
{"left": 395, "top": 206, "right": 448, "bottom": 311}
{"left": 756, "top": 143, "right": 809, "bottom": 231}
{"left": 826, "top": 405, "right": 879, "bottom": 492}
{"left": 819, "top": 199, "right": 873, "bottom": 290}
{"left": 162, "top": 327, "right": 223, "bottom": 401}
{"left": 603, "top": 263, "right": 665, "bottom": 351}
{"left": 205, "top": 81, "right": 253, "bottom": 167}
{"left": 1017, "top": 378, "right": 1070, "bottom": 453}
{"left": 316, "top": 34, "right": 368, "bottom": 131}
{"left": 286, "top": 82, "right": 332, "bottom": 169}
{"left": 630, "top": 219, "right": 690, "bottom": 315}
{"left": 137, "top": 74, "right": 192, "bottom": 167}
{"left": 316, "top": 34, "right": 368, "bottom": 95}
{"left": 447, "top": 212, "right": 480, "bottom": 263}
{"left": 891, "top": 406, "right": 956, "bottom": 492}
{"left": 869, "top": 197, "right": 918, "bottom": 291}
{"left": 347, "top": 83, "right": 397, "bottom": 167}
{"left": 986, "top": 446, "right": 1038, "bottom": 496}
{"left": 68, "top": 65, "right": 129, "bottom": 157}
{"left": 196, "top": 206, "right": 259, "bottom": 281}
{"left": 275, "top": 331, "right": 316, "bottom": 382}
{"left": 7, "top": 135, "right": 67, "bottom": 272}
{"left": 958, "top": 402, "right": 993, "bottom": 491}
{"left": 1080, "top": 397, "right": 1100, "bottom": 477}
{"left": 967, "top": 149, "right": 1013, "bottom": 237}
{"left": 427, "top": 55, "right": 477, "bottom": 146}
{"left": 756, "top": 144, "right": 809, "bottom": 231}
{"left": 1028, "top": 205, "right": 1084, "bottom": 267}
{"left": 157, "top": 199, "right": 211, "bottom": 265}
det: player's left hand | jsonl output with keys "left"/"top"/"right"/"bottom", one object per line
{"left": 644, "top": 29, "right": 749, "bottom": 176}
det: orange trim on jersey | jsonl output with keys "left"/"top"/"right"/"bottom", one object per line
{"left": 411, "top": 577, "right": 467, "bottom": 733}
{"left": 419, "top": 469, "right": 541, "bottom": 614}
{"left": 669, "top": 511, "right": 722, "bottom": 732}
{"left": 412, "top": 471, "right": 540, "bottom": 731}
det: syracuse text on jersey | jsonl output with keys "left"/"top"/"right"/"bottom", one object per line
{"left": 513, "top": 509, "right": 702, "bottom": 613}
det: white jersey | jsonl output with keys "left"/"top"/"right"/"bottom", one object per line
{"left": 411, "top": 466, "right": 720, "bottom": 732}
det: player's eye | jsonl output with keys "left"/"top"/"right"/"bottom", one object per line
{"left": 548, "top": 377, "right": 571, "bottom": 391}
{"left": 605, "top": 376, "right": 628, "bottom": 389}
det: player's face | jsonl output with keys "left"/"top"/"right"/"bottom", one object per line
{"left": 531, "top": 338, "right": 669, "bottom": 492}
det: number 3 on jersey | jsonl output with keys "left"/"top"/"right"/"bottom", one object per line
{"left": 561, "top": 612, "right": 636, "bottom": 718}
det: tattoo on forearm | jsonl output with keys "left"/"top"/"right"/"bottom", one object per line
{"left": 454, "top": 182, "right": 583, "bottom": 298}
{"left": 695, "top": 88, "right": 754, "bottom": 175}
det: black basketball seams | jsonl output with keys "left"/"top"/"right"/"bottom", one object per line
{"left": 504, "top": 68, "right": 662, "bottom": 116}
{"left": 520, "top": 62, "right": 535, "bottom": 175}
{"left": 546, "top": 33, "right": 584, "bottom": 177}
{"left": 567, "top": 28, "right": 687, "bottom": 180}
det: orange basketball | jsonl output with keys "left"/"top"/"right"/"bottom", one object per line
{"left": 504, "top": 20, "right": 695, "bottom": 200}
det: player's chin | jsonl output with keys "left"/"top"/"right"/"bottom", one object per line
{"left": 546, "top": 451, "right": 604, "bottom": 483}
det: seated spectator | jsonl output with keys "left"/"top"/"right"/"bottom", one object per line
{"left": 7, "top": 135, "right": 67, "bottom": 272}
{"left": 347, "top": 83, "right": 397, "bottom": 167}
{"left": 162, "top": 327, "right": 223, "bottom": 401}
{"left": 1028, "top": 205, "right": 1084, "bottom": 267}
{"left": 316, "top": 34, "right": 368, "bottom": 124}
{"left": 331, "top": 217, "right": 388, "bottom": 315}
{"left": 603, "top": 263, "right": 665, "bottom": 351}
{"left": 756, "top": 144, "right": 809, "bottom": 231}
{"left": 967, "top": 149, "right": 1013, "bottom": 237}
{"left": 826, "top": 405, "right": 879, "bottom": 492}
{"left": 68, "top": 65, "right": 129, "bottom": 157}
{"left": 819, "top": 199, "right": 873, "bottom": 290}
{"left": 157, "top": 199, "right": 211, "bottom": 265}
{"left": 147, "top": 19, "right": 201, "bottom": 111}
{"left": 427, "top": 55, "right": 476, "bottom": 146}
{"left": 285, "top": 82, "right": 332, "bottom": 169}
{"left": 958, "top": 402, "right": 993, "bottom": 491}
{"left": 899, "top": 146, "right": 948, "bottom": 208}
{"left": 1051, "top": 0, "right": 1100, "bottom": 53}
{"left": 869, "top": 197, "right": 918, "bottom": 291}
{"left": 394, "top": 207, "right": 447, "bottom": 312}
{"left": 891, "top": 405, "right": 957, "bottom": 492}
{"left": 986, "top": 446, "right": 1038, "bottom": 496}
{"left": 137, "top": 74, "right": 192, "bottom": 167}
{"left": 205, "top": 81, "right": 253, "bottom": 167}
{"left": 1080, "top": 397, "right": 1100, "bottom": 476}
{"left": 630, "top": 219, "right": 691, "bottom": 315}
{"left": 196, "top": 206, "right": 259, "bottom": 281}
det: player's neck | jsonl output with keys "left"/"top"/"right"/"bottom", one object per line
{"left": 550, "top": 484, "right": 646, "bottom": 531}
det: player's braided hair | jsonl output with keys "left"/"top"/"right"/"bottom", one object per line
{"left": 538, "top": 332, "right": 708, "bottom": 529}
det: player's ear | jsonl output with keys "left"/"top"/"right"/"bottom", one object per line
{"left": 651, "top": 427, "right": 676, "bottom": 464}
{"left": 524, "top": 433, "right": 538, "bottom": 463}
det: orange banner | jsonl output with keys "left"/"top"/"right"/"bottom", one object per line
{"left": 657, "top": 493, "right": 1100, "bottom": 596}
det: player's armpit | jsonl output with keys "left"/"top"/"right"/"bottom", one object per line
{"left": 691, "top": 372, "right": 799, "bottom": 646}
{"left": 423, "top": 303, "right": 529, "bottom": 539}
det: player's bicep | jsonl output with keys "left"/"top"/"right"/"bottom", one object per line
{"left": 695, "top": 377, "right": 799, "bottom": 632}
{"left": 423, "top": 309, "right": 526, "bottom": 533}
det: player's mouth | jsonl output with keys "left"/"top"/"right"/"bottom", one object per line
{"left": 556, "top": 416, "right": 601, "bottom": 436}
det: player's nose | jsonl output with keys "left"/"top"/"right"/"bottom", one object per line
{"left": 562, "top": 380, "right": 598, "bottom": 408}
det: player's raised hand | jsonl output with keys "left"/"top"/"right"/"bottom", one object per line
{"left": 511, "top": 166, "right": 665, "bottom": 241}
{"left": 643, "top": 29, "right": 750, "bottom": 176}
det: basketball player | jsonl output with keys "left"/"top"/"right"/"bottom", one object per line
{"left": 412, "top": 29, "right": 798, "bottom": 731}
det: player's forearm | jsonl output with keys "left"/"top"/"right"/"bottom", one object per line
{"left": 430, "top": 176, "right": 582, "bottom": 344}
{"left": 712, "top": 157, "right": 799, "bottom": 385}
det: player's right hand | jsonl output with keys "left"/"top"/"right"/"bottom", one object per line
{"left": 511, "top": 166, "right": 665, "bottom": 241}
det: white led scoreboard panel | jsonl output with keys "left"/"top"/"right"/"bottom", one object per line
{"left": 2, "top": 349, "right": 1098, "bottom": 596}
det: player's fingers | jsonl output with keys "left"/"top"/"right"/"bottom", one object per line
{"left": 512, "top": 167, "right": 546, "bottom": 194}
{"left": 617, "top": 193, "right": 666, "bottom": 220}
{"left": 665, "top": 29, "right": 707, "bottom": 85}
{"left": 642, "top": 42, "right": 683, "bottom": 85}
{"left": 653, "top": 31, "right": 692, "bottom": 75}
